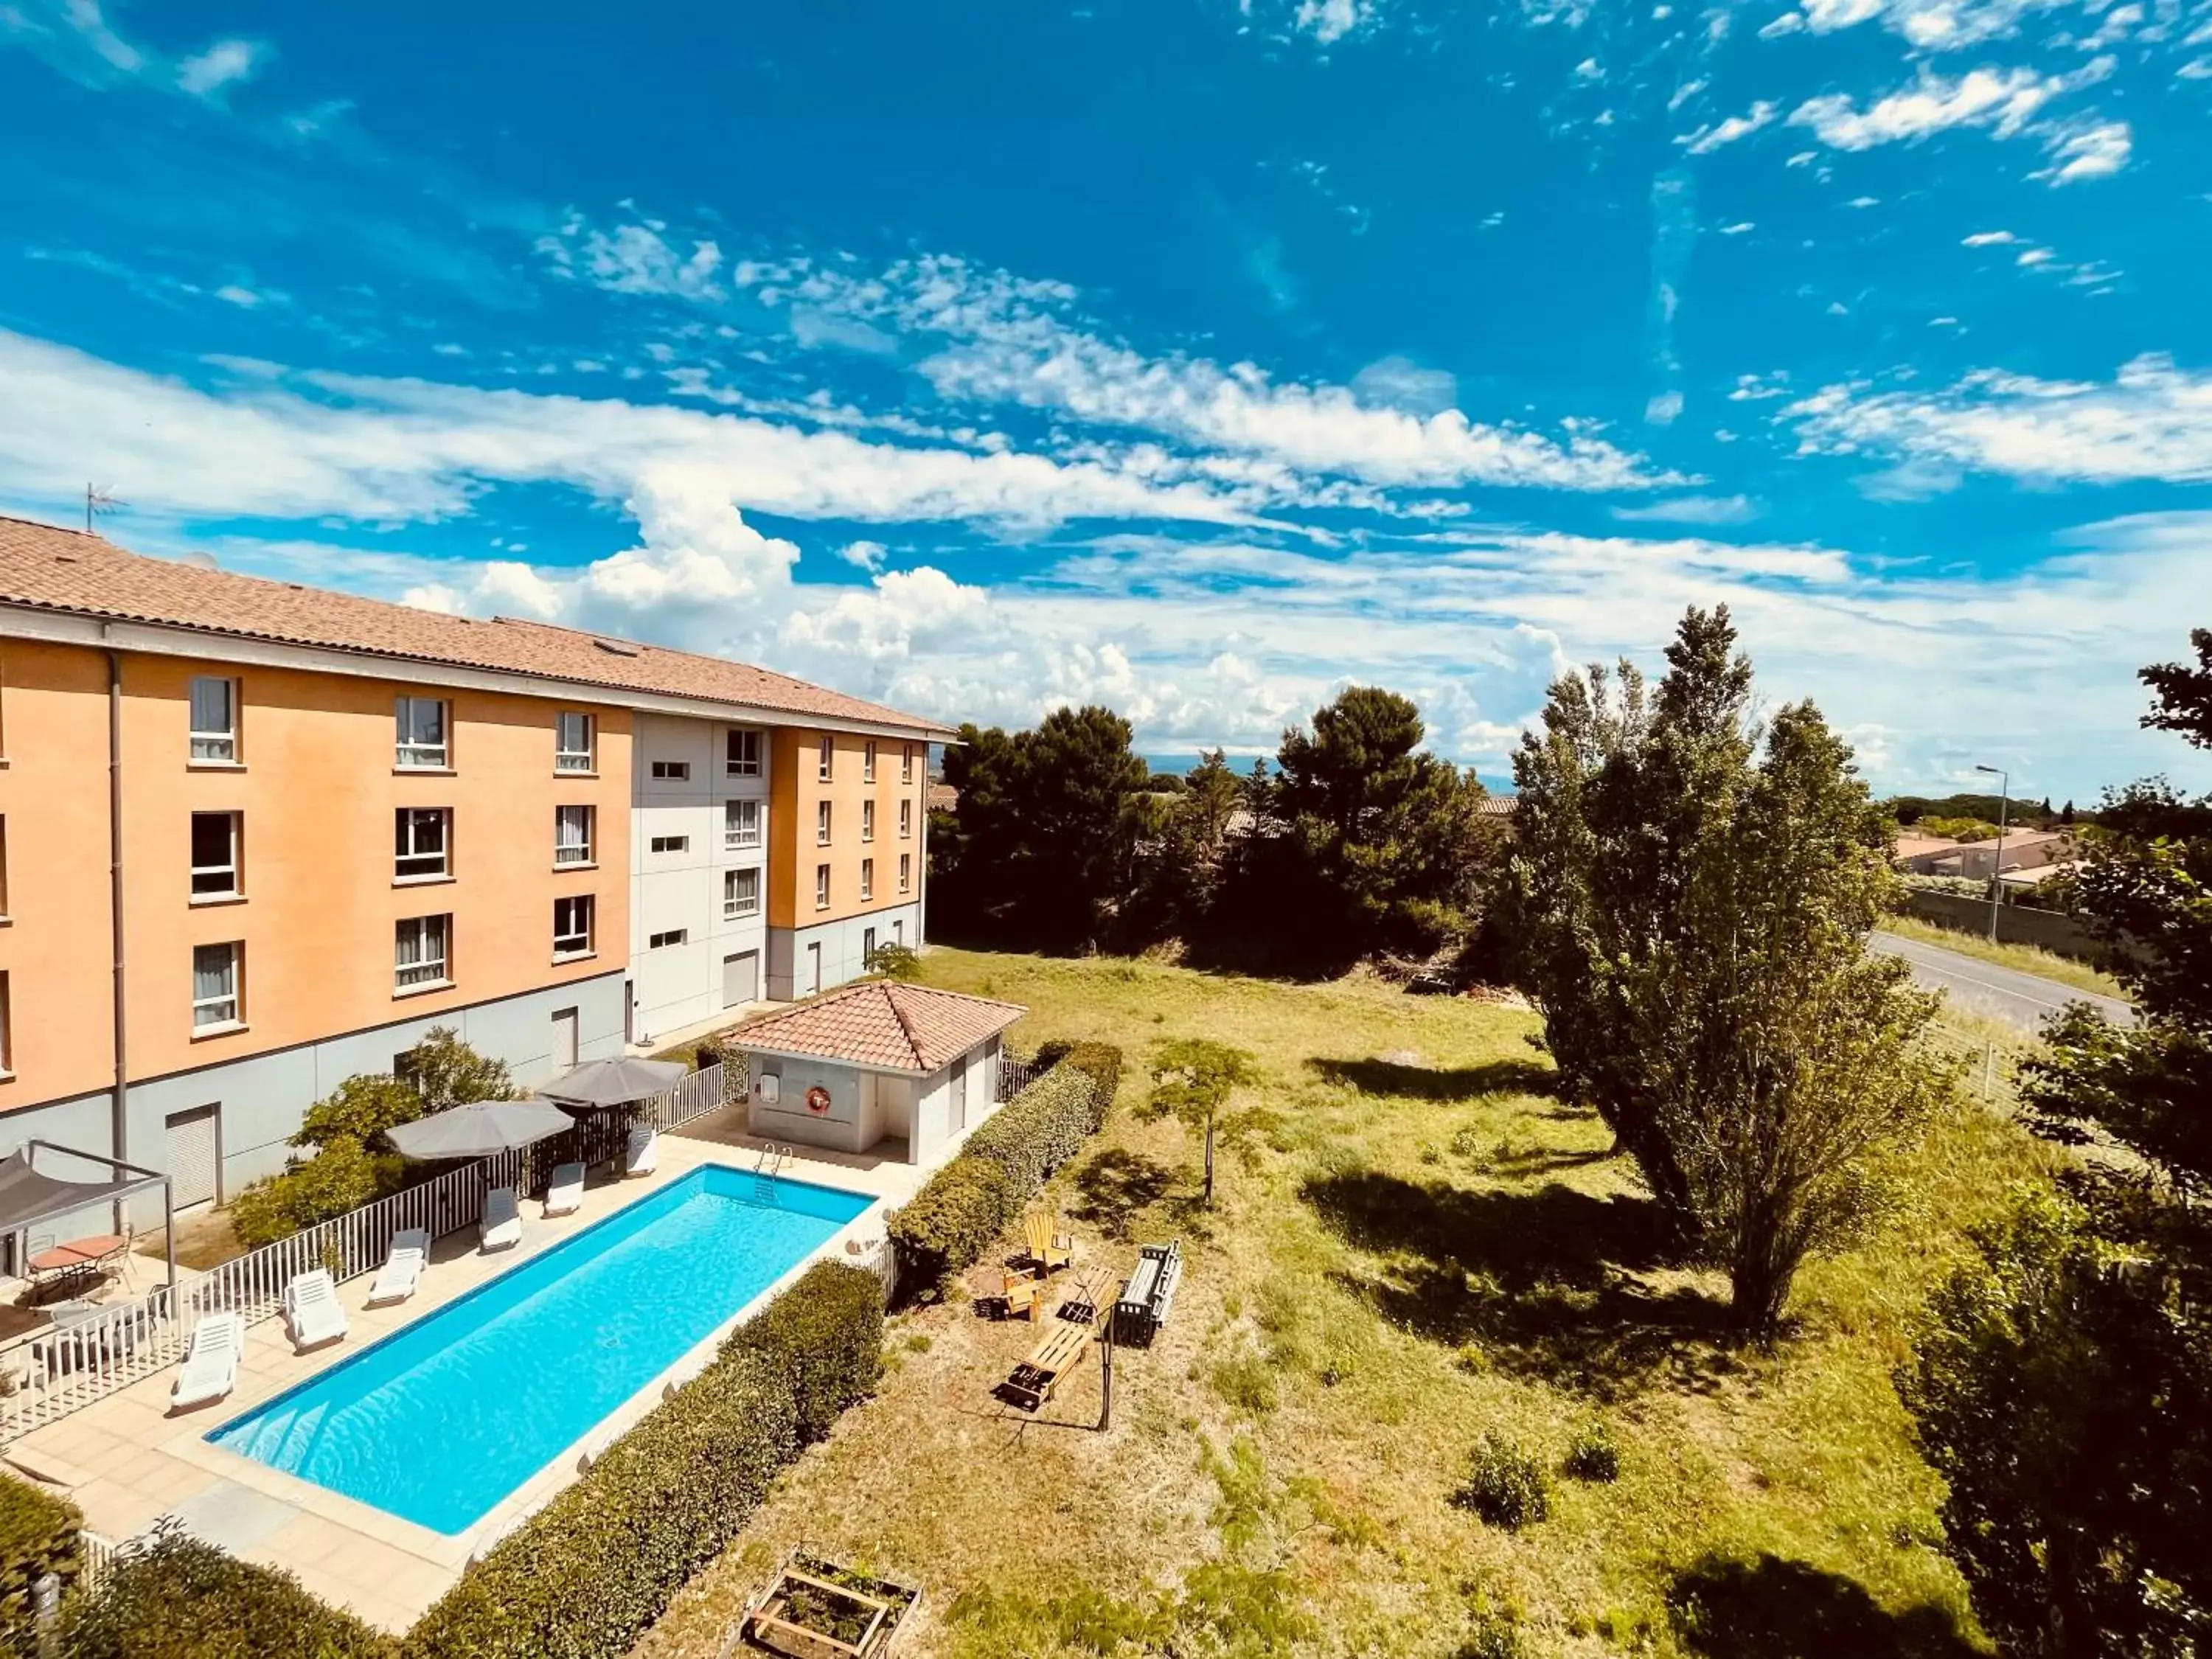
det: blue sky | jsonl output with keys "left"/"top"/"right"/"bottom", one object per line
{"left": 4, "top": 0, "right": 2211, "bottom": 796}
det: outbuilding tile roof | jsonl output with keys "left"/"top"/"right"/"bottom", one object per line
{"left": 729, "top": 981, "right": 1027, "bottom": 1073}
{"left": 0, "top": 515, "right": 953, "bottom": 737}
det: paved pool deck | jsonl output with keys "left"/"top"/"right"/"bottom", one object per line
{"left": 0, "top": 1109, "right": 933, "bottom": 1635}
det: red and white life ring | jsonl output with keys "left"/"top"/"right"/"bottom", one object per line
{"left": 804, "top": 1085, "right": 832, "bottom": 1116}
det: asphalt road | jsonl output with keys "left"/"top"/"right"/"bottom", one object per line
{"left": 1870, "top": 929, "right": 2136, "bottom": 1034}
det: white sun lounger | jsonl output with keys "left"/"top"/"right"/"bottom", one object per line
{"left": 481, "top": 1186, "right": 521, "bottom": 1252}
{"left": 170, "top": 1311, "right": 244, "bottom": 1411}
{"left": 543, "top": 1162, "right": 585, "bottom": 1218}
{"left": 282, "top": 1269, "right": 349, "bottom": 1351}
{"left": 367, "top": 1228, "right": 430, "bottom": 1306}
{"left": 625, "top": 1124, "right": 658, "bottom": 1178}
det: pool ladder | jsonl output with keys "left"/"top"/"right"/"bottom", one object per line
{"left": 752, "top": 1143, "right": 791, "bottom": 1203}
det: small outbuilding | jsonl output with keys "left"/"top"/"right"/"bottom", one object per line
{"left": 728, "top": 981, "right": 1028, "bottom": 1165}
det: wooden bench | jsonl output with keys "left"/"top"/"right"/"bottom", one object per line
{"left": 1113, "top": 1240, "right": 1182, "bottom": 1346}
{"left": 999, "top": 1318, "right": 1094, "bottom": 1413}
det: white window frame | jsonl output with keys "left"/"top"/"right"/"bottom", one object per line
{"left": 815, "top": 863, "right": 830, "bottom": 910}
{"left": 816, "top": 801, "right": 832, "bottom": 846}
{"left": 901, "top": 743, "right": 914, "bottom": 785}
{"left": 394, "top": 914, "right": 451, "bottom": 991}
{"left": 724, "top": 798, "right": 762, "bottom": 850}
{"left": 189, "top": 677, "right": 238, "bottom": 764}
{"left": 726, "top": 728, "right": 762, "bottom": 777}
{"left": 0, "top": 971, "right": 10, "bottom": 1074}
{"left": 648, "top": 928, "right": 687, "bottom": 950}
{"left": 554, "top": 712, "right": 595, "bottom": 773}
{"left": 900, "top": 799, "right": 913, "bottom": 839}
{"left": 723, "top": 866, "right": 760, "bottom": 920}
{"left": 862, "top": 800, "right": 875, "bottom": 844}
{"left": 395, "top": 698, "right": 450, "bottom": 770}
{"left": 863, "top": 740, "right": 877, "bottom": 783}
{"left": 817, "top": 735, "right": 833, "bottom": 782}
{"left": 554, "top": 805, "right": 594, "bottom": 867}
{"left": 395, "top": 807, "right": 451, "bottom": 881}
{"left": 553, "top": 894, "right": 594, "bottom": 959}
{"left": 899, "top": 852, "right": 912, "bottom": 894}
{"left": 192, "top": 941, "right": 241, "bottom": 1029}
{"left": 650, "top": 759, "right": 690, "bottom": 781}
{"left": 189, "top": 811, "right": 241, "bottom": 899}
{"left": 650, "top": 833, "right": 689, "bottom": 855}
{"left": 860, "top": 857, "right": 874, "bottom": 902}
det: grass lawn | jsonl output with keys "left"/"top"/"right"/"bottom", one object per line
{"left": 633, "top": 948, "right": 2054, "bottom": 1659}
{"left": 1880, "top": 912, "right": 2125, "bottom": 1001}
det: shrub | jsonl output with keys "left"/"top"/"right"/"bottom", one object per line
{"left": 885, "top": 1155, "right": 1015, "bottom": 1290}
{"left": 406, "top": 1352, "right": 798, "bottom": 1658}
{"left": 0, "top": 1473, "right": 81, "bottom": 1647}
{"left": 229, "top": 1137, "right": 406, "bottom": 1248}
{"left": 964, "top": 1065, "right": 1105, "bottom": 1195}
{"left": 864, "top": 942, "right": 923, "bottom": 980}
{"left": 720, "top": 1260, "right": 883, "bottom": 1443}
{"left": 1037, "top": 1040, "right": 1124, "bottom": 1110}
{"left": 60, "top": 1519, "right": 390, "bottom": 1658}
{"left": 1458, "top": 1433, "right": 1551, "bottom": 1530}
{"left": 1563, "top": 1420, "right": 1621, "bottom": 1483}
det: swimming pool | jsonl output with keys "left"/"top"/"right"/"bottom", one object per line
{"left": 209, "top": 1166, "right": 874, "bottom": 1534}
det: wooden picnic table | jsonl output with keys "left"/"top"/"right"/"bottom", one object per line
{"left": 1000, "top": 1318, "right": 1094, "bottom": 1413}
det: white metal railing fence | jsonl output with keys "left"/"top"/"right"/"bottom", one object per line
{"left": 75, "top": 1530, "right": 119, "bottom": 1596}
{"left": 1, "top": 1065, "right": 728, "bottom": 1441}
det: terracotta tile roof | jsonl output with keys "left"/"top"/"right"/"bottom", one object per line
{"left": 0, "top": 515, "right": 953, "bottom": 737}
{"left": 1477, "top": 794, "right": 1520, "bottom": 816}
{"left": 729, "top": 981, "right": 1027, "bottom": 1073}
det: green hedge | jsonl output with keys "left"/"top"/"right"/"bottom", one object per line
{"left": 720, "top": 1260, "right": 884, "bottom": 1444}
{"left": 0, "top": 1473, "right": 81, "bottom": 1652}
{"left": 886, "top": 1043, "right": 1123, "bottom": 1295}
{"left": 404, "top": 1263, "right": 884, "bottom": 1658}
{"left": 59, "top": 1521, "right": 390, "bottom": 1658}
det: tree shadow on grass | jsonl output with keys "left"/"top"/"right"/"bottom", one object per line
{"left": 1306, "top": 1056, "right": 1557, "bottom": 1102}
{"left": 1070, "top": 1148, "right": 1214, "bottom": 1245}
{"left": 1301, "top": 1169, "right": 1736, "bottom": 1401}
{"left": 1668, "top": 1555, "right": 1980, "bottom": 1659}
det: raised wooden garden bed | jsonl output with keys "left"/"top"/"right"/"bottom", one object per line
{"left": 725, "top": 1546, "right": 922, "bottom": 1659}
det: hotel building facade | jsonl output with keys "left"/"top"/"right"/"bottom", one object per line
{"left": 0, "top": 515, "right": 948, "bottom": 1214}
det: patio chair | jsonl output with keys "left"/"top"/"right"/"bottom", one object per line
{"left": 1023, "top": 1211, "right": 1074, "bottom": 1275}
{"left": 367, "top": 1228, "right": 430, "bottom": 1306}
{"left": 282, "top": 1269, "right": 349, "bottom": 1352}
{"left": 543, "top": 1162, "right": 585, "bottom": 1218}
{"left": 170, "top": 1311, "right": 244, "bottom": 1411}
{"left": 625, "top": 1124, "right": 659, "bottom": 1178}
{"left": 481, "top": 1186, "right": 522, "bottom": 1252}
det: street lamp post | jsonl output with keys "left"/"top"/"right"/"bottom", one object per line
{"left": 1975, "top": 764, "right": 2009, "bottom": 942}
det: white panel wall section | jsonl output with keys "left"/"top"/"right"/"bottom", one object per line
{"left": 628, "top": 712, "right": 769, "bottom": 1045}
{"left": 764, "top": 902, "right": 922, "bottom": 1001}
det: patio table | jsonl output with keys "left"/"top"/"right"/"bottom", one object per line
{"left": 26, "top": 1234, "right": 125, "bottom": 1301}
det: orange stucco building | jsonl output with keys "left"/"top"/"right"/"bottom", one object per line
{"left": 0, "top": 515, "right": 949, "bottom": 1217}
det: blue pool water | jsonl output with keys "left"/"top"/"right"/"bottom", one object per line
{"left": 209, "top": 1166, "right": 873, "bottom": 1534}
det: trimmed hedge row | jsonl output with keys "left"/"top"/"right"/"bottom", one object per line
{"left": 59, "top": 1521, "right": 389, "bottom": 1659}
{"left": 403, "top": 1259, "right": 883, "bottom": 1659}
{"left": 0, "top": 1473, "right": 81, "bottom": 1652}
{"left": 886, "top": 1043, "right": 1124, "bottom": 1294}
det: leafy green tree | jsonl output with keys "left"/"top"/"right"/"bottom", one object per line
{"left": 293, "top": 1074, "right": 425, "bottom": 1152}
{"left": 1140, "top": 1039, "right": 1265, "bottom": 1206}
{"left": 400, "top": 1024, "right": 516, "bottom": 1111}
{"left": 1902, "top": 628, "right": 2212, "bottom": 1655}
{"left": 1509, "top": 606, "right": 1940, "bottom": 1335}
{"left": 229, "top": 1138, "right": 401, "bottom": 1248}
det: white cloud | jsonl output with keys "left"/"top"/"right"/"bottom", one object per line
{"left": 837, "top": 539, "right": 888, "bottom": 573}
{"left": 176, "top": 38, "right": 261, "bottom": 97}
{"left": 1719, "top": 220, "right": 1756, "bottom": 234}
{"left": 2034, "top": 121, "right": 2131, "bottom": 183}
{"left": 1680, "top": 100, "right": 1777, "bottom": 153}
{"left": 1292, "top": 0, "right": 1369, "bottom": 41}
{"left": 1789, "top": 65, "right": 2062, "bottom": 149}
{"left": 2016, "top": 246, "right": 2053, "bottom": 265}
{"left": 1961, "top": 229, "right": 2019, "bottom": 244}
{"left": 1759, "top": 0, "right": 2081, "bottom": 49}
{"left": 1787, "top": 355, "right": 2212, "bottom": 484}
{"left": 1351, "top": 355, "right": 1460, "bottom": 416}
{"left": 538, "top": 221, "right": 724, "bottom": 300}
{"left": 212, "top": 284, "right": 262, "bottom": 307}
{"left": 1611, "top": 493, "right": 1758, "bottom": 524}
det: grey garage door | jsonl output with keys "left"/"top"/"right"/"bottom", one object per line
{"left": 165, "top": 1105, "right": 220, "bottom": 1209}
{"left": 723, "top": 950, "right": 759, "bottom": 1008}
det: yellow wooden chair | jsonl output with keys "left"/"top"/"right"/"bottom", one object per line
{"left": 1023, "top": 1211, "right": 1073, "bottom": 1274}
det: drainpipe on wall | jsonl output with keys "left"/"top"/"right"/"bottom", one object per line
{"left": 105, "top": 644, "right": 129, "bottom": 1231}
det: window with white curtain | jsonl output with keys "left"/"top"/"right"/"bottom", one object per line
{"left": 189, "top": 677, "right": 237, "bottom": 762}
{"left": 395, "top": 914, "right": 450, "bottom": 990}
{"left": 724, "top": 798, "right": 761, "bottom": 849}
{"left": 554, "top": 712, "right": 595, "bottom": 773}
{"left": 395, "top": 698, "right": 449, "bottom": 768}
{"left": 860, "top": 858, "right": 874, "bottom": 901}
{"left": 723, "top": 867, "right": 759, "bottom": 919}
{"left": 861, "top": 800, "right": 875, "bottom": 843}
{"left": 554, "top": 805, "right": 594, "bottom": 866}
{"left": 192, "top": 942, "right": 241, "bottom": 1029}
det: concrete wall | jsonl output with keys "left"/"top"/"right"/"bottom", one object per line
{"left": 765, "top": 902, "right": 922, "bottom": 1001}
{"left": 1899, "top": 891, "right": 2107, "bottom": 962}
{"left": 5, "top": 970, "right": 625, "bottom": 1237}
{"left": 627, "top": 713, "right": 770, "bottom": 1045}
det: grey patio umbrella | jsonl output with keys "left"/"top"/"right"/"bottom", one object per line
{"left": 385, "top": 1097, "right": 577, "bottom": 1161}
{"left": 540, "top": 1057, "right": 686, "bottom": 1108}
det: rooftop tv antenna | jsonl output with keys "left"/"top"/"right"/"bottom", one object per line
{"left": 86, "top": 483, "right": 125, "bottom": 534}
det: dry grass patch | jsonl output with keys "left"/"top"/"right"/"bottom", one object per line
{"left": 631, "top": 949, "right": 2054, "bottom": 1659}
